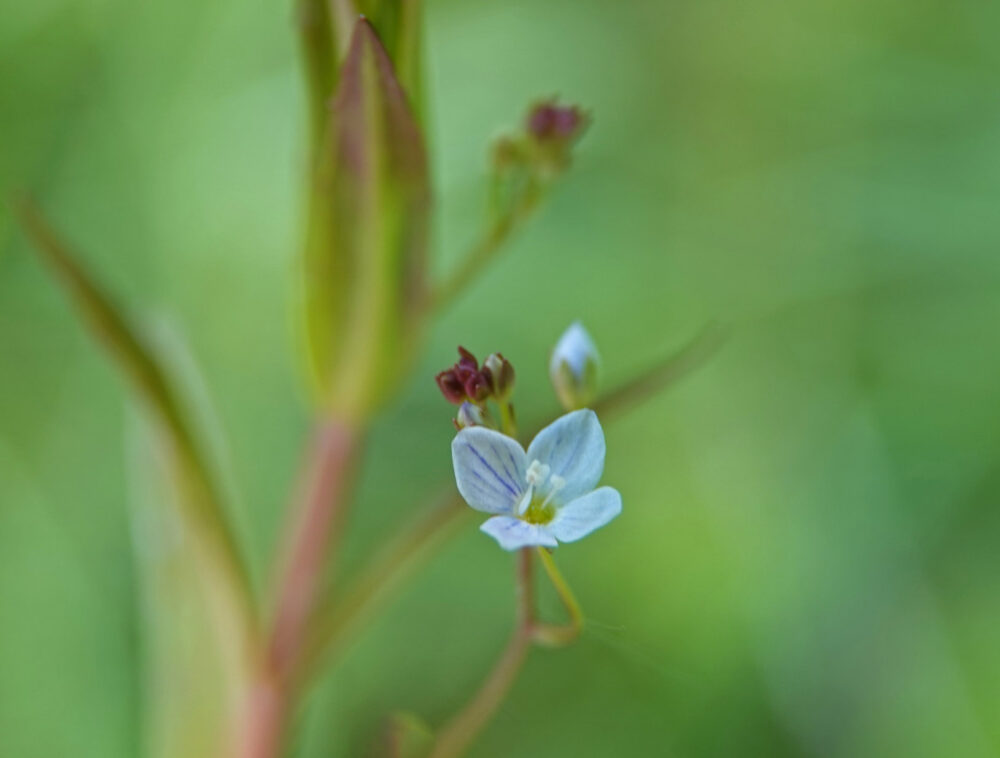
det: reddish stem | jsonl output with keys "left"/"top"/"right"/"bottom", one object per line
{"left": 231, "top": 417, "right": 363, "bottom": 758}
{"left": 269, "top": 419, "right": 363, "bottom": 675}
{"left": 428, "top": 549, "right": 535, "bottom": 758}
{"left": 231, "top": 674, "right": 286, "bottom": 758}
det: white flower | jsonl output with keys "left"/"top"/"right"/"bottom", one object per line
{"left": 451, "top": 409, "right": 622, "bottom": 550}
{"left": 549, "top": 322, "right": 600, "bottom": 410}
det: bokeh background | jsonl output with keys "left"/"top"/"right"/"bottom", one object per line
{"left": 3, "top": 0, "right": 1000, "bottom": 756}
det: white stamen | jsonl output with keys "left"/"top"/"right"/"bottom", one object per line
{"left": 540, "top": 474, "right": 566, "bottom": 509}
{"left": 517, "top": 485, "right": 534, "bottom": 516}
{"left": 525, "top": 459, "right": 550, "bottom": 487}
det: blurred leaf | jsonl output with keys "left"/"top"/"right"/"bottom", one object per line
{"left": 126, "top": 413, "right": 237, "bottom": 758}
{"left": 297, "top": 0, "right": 338, "bottom": 148}
{"left": 382, "top": 711, "right": 433, "bottom": 758}
{"left": 302, "top": 18, "right": 430, "bottom": 418}
{"left": 12, "top": 197, "right": 257, "bottom": 647}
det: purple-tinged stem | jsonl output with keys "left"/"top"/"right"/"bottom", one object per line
{"left": 428, "top": 548, "right": 535, "bottom": 758}
{"left": 231, "top": 417, "right": 364, "bottom": 758}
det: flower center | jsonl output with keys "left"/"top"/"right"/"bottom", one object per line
{"left": 517, "top": 459, "right": 566, "bottom": 524}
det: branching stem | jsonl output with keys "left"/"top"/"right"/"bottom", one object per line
{"left": 427, "top": 549, "right": 535, "bottom": 758}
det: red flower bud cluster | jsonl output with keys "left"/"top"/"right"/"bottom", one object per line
{"left": 526, "top": 101, "right": 585, "bottom": 142}
{"left": 436, "top": 347, "right": 515, "bottom": 405}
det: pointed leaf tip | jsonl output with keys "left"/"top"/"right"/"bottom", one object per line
{"left": 302, "top": 14, "right": 431, "bottom": 418}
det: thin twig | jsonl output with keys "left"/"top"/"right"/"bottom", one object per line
{"left": 429, "top": 216, "right": 516, "bottom": 313}
{"left": 591, "top": 322, "right": 728, "bottom": 423}
{"left": 427, "top": 549, "right": 535, "bottom": 758}
{"left": 531, "top": 547, "right": 582, "bottom": 647}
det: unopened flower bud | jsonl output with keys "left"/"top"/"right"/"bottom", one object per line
{"left": 463, "top": 371, "right": 492, "bottom": 403}
{"left": 455, "top": 401, "right": 487, "bottom": 429}
{"left": 549, "top": 322, "right": 600, "bottom": 411}
{"left": 436, "top": 369, "right": 466, "bottom": 404}
{"left": 456, "top": 346, "right": 478, "bottom": 374}
{"left": 483, "top": 352, "right": 515, "bottom": 400}
{"left": 527, "top": 101, "right": 584, "bottom": 142}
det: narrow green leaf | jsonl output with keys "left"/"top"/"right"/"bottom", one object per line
{"left": 297, "top": 0, "right": 338, "bottom": 149}
{"left": 302, "top": 18, "right": 430, "bottom": 418}
{"left": 13, "top": 197, "right": 257, "bottom": 638}
{"left": 127, "top": 414, "right": 239, "bottom": 758}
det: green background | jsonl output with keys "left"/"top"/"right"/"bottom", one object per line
{"left": 2, "top": 0, "right": 1000, "bottom": 756}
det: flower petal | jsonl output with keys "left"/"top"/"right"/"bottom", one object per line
{"left": 480, "top": 516, "right": 558, "bottom": 551}
{"left": 452, "top": 427, "right": 528, "bottom": 514}
{"left": 547, "top": 487, "right": 622, "bottom": 543}
{"left": 526, "top": 409, "right": 606, "bottom": 502}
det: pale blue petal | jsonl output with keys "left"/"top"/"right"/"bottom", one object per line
{"left": 547, "top": 487, "right": 622, "bottom": 543}
{"left": 480, "top": 516, "right": 558, "bottom": 551}
{"left": 526, "top": 409, "right": 605, "bottom": 502}
{"left": 452, "top": 427, "right": 528, "bottom": 514}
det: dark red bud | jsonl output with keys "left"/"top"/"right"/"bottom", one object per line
{"left": 464, "top": 371, "right": 492, "bottom": 403}
{"left": 435, "top": 369, "right": 466, "bottom": 404}
{"left": 527, "top": 102, "right": 583, "bottom": 141}
{"left": 457, "top": 346, "right": 478, "bottom": 372}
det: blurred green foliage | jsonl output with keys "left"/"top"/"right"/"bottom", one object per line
{"left": 2, "top": 0, "right": 1000, "bottom": 756}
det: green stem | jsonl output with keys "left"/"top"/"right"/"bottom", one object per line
{"left": 431, "top": 174, "right": 544, "bottom": 314}
{"left": 531, "top": 547, "right": 582, "bottom": 647}
{"left": 498, "top": 401, "right": 517, "bottom": 439}
{"left": 430, "top": 218, "right": 514, "bottom": 313}
{"left": 428, "top": 548, "right": 535, "bottom": 758}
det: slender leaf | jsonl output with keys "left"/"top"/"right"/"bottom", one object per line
{"left": 13, "top": 197, "right": 257, "bottom": 640}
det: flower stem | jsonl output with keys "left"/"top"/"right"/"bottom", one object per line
{"left": 428, "top": 548, "right": 535, "bottom": 758}
{"left": 430, "top": 218, "right": 515, "bottom": 313}
{"left": 531, "top": 547, "right": 583, "bottom": 647}
{"left": 498, "top": 401, "right": 517, "bottom": 439}
{"left": 230, "top": 417, "right": 364, "bottom": 758}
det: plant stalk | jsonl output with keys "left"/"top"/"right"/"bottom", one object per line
{"left": 428, "top": 548, "right": 535, "bottom": 758}
{"left": 231, "top": 417, "right": 364, "bottom": 758}
{"left": 531, "top": 547, "right": 582, "bottom": 646}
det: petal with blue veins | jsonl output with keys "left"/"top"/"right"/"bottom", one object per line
{"left": 480, "top": 516, "right": 558, "bottom": 550}
{"left": 526, "top": 409, "right": 605, "bottom": 502}
{"left": 452, "top": 427, "right": 528, "bottom": 514}
{"left": 548, "top": 487, "right": 622, "bottom": 542}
